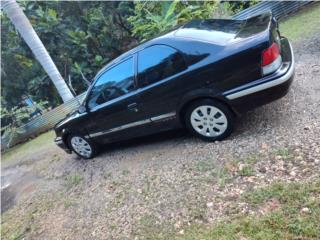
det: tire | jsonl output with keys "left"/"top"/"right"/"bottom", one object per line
{"left": 184, "top": 99, "right": 234, "bottom": 141}
{"left": 67, "top": 134, "right": 98, "bottom": 159}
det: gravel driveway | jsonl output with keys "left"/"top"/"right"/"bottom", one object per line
{"left": 1, "top": 33, "right": 319, "bottom": 240}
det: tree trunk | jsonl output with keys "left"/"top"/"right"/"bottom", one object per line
{"left": 1, "top": 0, "right": 74, "bottom": 102}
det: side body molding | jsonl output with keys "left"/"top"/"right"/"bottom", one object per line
{"left": 88, "top": 112, "right": 176, "bottom": 138}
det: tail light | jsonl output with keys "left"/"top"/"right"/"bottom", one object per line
{"left": 262, "top": 42, "right": 282, "bottom": 75}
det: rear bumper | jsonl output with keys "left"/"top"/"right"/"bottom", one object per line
{"left": 54, "top": 137, "right": 72, "bottom": 154}
{"left": 224, "top": 39, "right": 294, "bottom": 114}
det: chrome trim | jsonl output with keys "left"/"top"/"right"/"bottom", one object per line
{"left": 89, "top": 112, "right": 176, "bottom": 138}
{"left": 89, "top": 132, "right": 102, "bottom": 138}
{"left": 151, "top": 112, "right": 176, "bottom": 121}
{"left": 55, "top": 140, "right": 63, "bottom": 144}
{"left": 89, "top": 119, "right": 151, "bottom": 138}
{"left": 55, "top": 137, "right": 62, "bottom": 141}
{"left": 226, "top": 41, "right": 294, "bottom": 100}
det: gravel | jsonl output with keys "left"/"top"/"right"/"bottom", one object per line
{"left": 1, "top": 33, "right": 319, "bottom": 240}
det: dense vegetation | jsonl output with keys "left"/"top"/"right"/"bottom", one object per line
{"left": 1, "top": 1, "right": 136, "bottom": 109}
{"left": 1, "top": 1, "right": 254, "bottom": 128}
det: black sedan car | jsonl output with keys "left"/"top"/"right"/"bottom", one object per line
{"left": 55, "top": 12, "right": 294, "bottom": 159}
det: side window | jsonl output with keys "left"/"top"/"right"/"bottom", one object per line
{"left": 138, "top": 45, "right": 186, "bottom": 87}
{"left": 88, "top": 57, "right": 135, "bottom": 109}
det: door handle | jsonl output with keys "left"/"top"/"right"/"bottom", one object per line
{"left": 127, "top": 103, "right": 138, "bottom": 112}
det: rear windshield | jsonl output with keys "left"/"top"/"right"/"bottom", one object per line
{"left": 175, "top": 19, "right": 245, "bottom": 44}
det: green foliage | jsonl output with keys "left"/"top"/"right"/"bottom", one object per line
{"left": 2, "top": 131, "right": 54, "bottom": 162}
{"left": 64, "top": 174, "right": 83, "bottom": 189}
{"left": 1, "top": 1, "right": 136, "bottom": 110}
{"left": 1, "top": 95, "right": 48, "bottom": 147}
{"left": 1, "top": 105, "right": 29, "bottom": 147}
{"left": 178, "top": 181, "right": 320, "bottom": 240}
{"left": 237, "top": 165, "right": 256, "bottom": 176}
{"left": 1, "top": 94, "right": 31, "bottom": 147}
{"left": 225, "top": 0, "right": 258, "bottom": 14}
{"left": 127, "top": 0, "right": 218, "bottom": 41}
{"left": 243, "top": 181, "right": 320, "bottom": 207}
{"left": 280, "top": 3, "right": 320, "bottom": 41}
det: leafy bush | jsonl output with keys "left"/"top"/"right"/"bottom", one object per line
{"left": 1, "top": 1, "right": 136, "bottom": 109}
{"left": 1, "top": 97, "right": 48, "bottom": 147}
{"left": 127, "top": 0, "right": 218, "bottom": 41}
{"left": 1, "top": 105, "right": 29, "bottom": 147}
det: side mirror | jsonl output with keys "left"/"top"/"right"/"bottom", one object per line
{"left": 78, "top": 105, "right": 87, "bottom": 114}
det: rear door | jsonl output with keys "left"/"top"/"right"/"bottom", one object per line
{"left": 136, "top": 45, "right": 188, "bottom": 125}
{"left": 84, "top": 56, "right": 148, "bottom": 142}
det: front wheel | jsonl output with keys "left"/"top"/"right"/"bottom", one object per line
{"left": 68, "top": 135, "right": 98, "bottom": 159}
{"left": 184, "top": 99, "right": 234, "bottom": 141}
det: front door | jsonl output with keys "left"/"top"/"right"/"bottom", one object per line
{"left": 84, "top": 56, "right": 147, "bottom": 143}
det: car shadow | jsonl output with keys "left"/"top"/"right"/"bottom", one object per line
{"left": 88, "top": 129, "right": 189, "bottom": 158}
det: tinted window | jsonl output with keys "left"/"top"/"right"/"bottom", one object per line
{"left": 138, "top": 45, "right": 186, "bottom": 87}
{"left": 88, "top": 57, "right": 134, "bottom": 109}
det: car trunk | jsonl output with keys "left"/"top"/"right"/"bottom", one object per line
{"left": 177, "top": 12, "right": 274, "bottom": 46}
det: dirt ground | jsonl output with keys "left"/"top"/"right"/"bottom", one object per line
{"left": 1, "top": 31, "right": 320, "bottom": 240}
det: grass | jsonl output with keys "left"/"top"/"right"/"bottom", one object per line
{"left": 110, "top": 191, "right": 128, "bottom": 208}
{"left": 243, "top": 181, "right": 320, "bottom": 208}
{"left": 1, "top": 131, "right": 55, "bottom": 162}
{"left": 63, "top": 199, "right": 78, "bottom": 209}
{"left": 273, "top": 148, "right": 295, "bottom": 162}
{"left": 196, "top": 161, "right": 215, "bottom": 172}
{"left": 178, "top": 181, "right": 320, "bottom": 240}
{"left": 50, "top": 154, "right": 60, "bottom": 162}
{"left": 211, "top": 166, "right": 231, "bottom": 188}
{"left": 134, "top": 215, "right": 175, "bottom": 240}
{"left": 237, "top": 165, "right": 256, "bottom": 177}
{"left": 243, "top": 155, "right": 259, "bottom": 165}
{"left": 64, "top": 174, "right": 83, "bottom": 190}
{"left": 216, "top": 174, "right": 229, "bottom": 188}
{"left": 122, "top": 169, "right": 130, "bottom": 176}
{"left": 233, "top": 154, "right": 260, "bottom": 177}
{"left": 275, "top": 148, "right": 291, "bottom": 158}
{"left": 280, "top": 3, "right": 320, "bottom": 41}
{"left": 1, "top": 192, "right": 59, "bottom": 240}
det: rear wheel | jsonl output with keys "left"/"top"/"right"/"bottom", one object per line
{"left": 68, "top": 135, "right": 98, "bottom": 159}
{"left": 184, "top": 99, "right": 234, "bottom": 141}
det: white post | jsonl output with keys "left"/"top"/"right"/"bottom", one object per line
{"left": 1, "top": 0, "right": 74, "bottom": 102}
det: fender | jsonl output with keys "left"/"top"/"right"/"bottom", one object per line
{"left": 176, "top": 88, "right": 230, "bottom": 123}
{"left": 60, "top": 128, "right": 72, "bottom": 147}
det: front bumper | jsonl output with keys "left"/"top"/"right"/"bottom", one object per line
{"left": 54, "top": 137, "right": 72, "bottom": 154}
{"left": 224, "top": 38, "right": 294, "bottom": 114}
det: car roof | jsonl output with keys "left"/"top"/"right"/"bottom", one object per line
{"left": 95, "top": 29, "right": 180, "bottom": 77}
{"left": 95, "top": 17, "right": 248, "bottom": 77}
{"left": 86, "top": 28, "right": 182, "bottom": 102}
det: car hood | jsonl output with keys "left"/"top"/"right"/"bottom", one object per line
{"left": 54, "top": 109, "right": 81, "bottom": 130}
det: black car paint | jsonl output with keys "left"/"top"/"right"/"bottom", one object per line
{"left": 54, "top": 13, "right": 294, "bottom": 152}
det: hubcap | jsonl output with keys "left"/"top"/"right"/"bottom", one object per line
{"left": 190, "top": 105, "right": 228, "bottom": 137}
{"left": 71, "top": 136, "right": 92, "bottom": 157}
